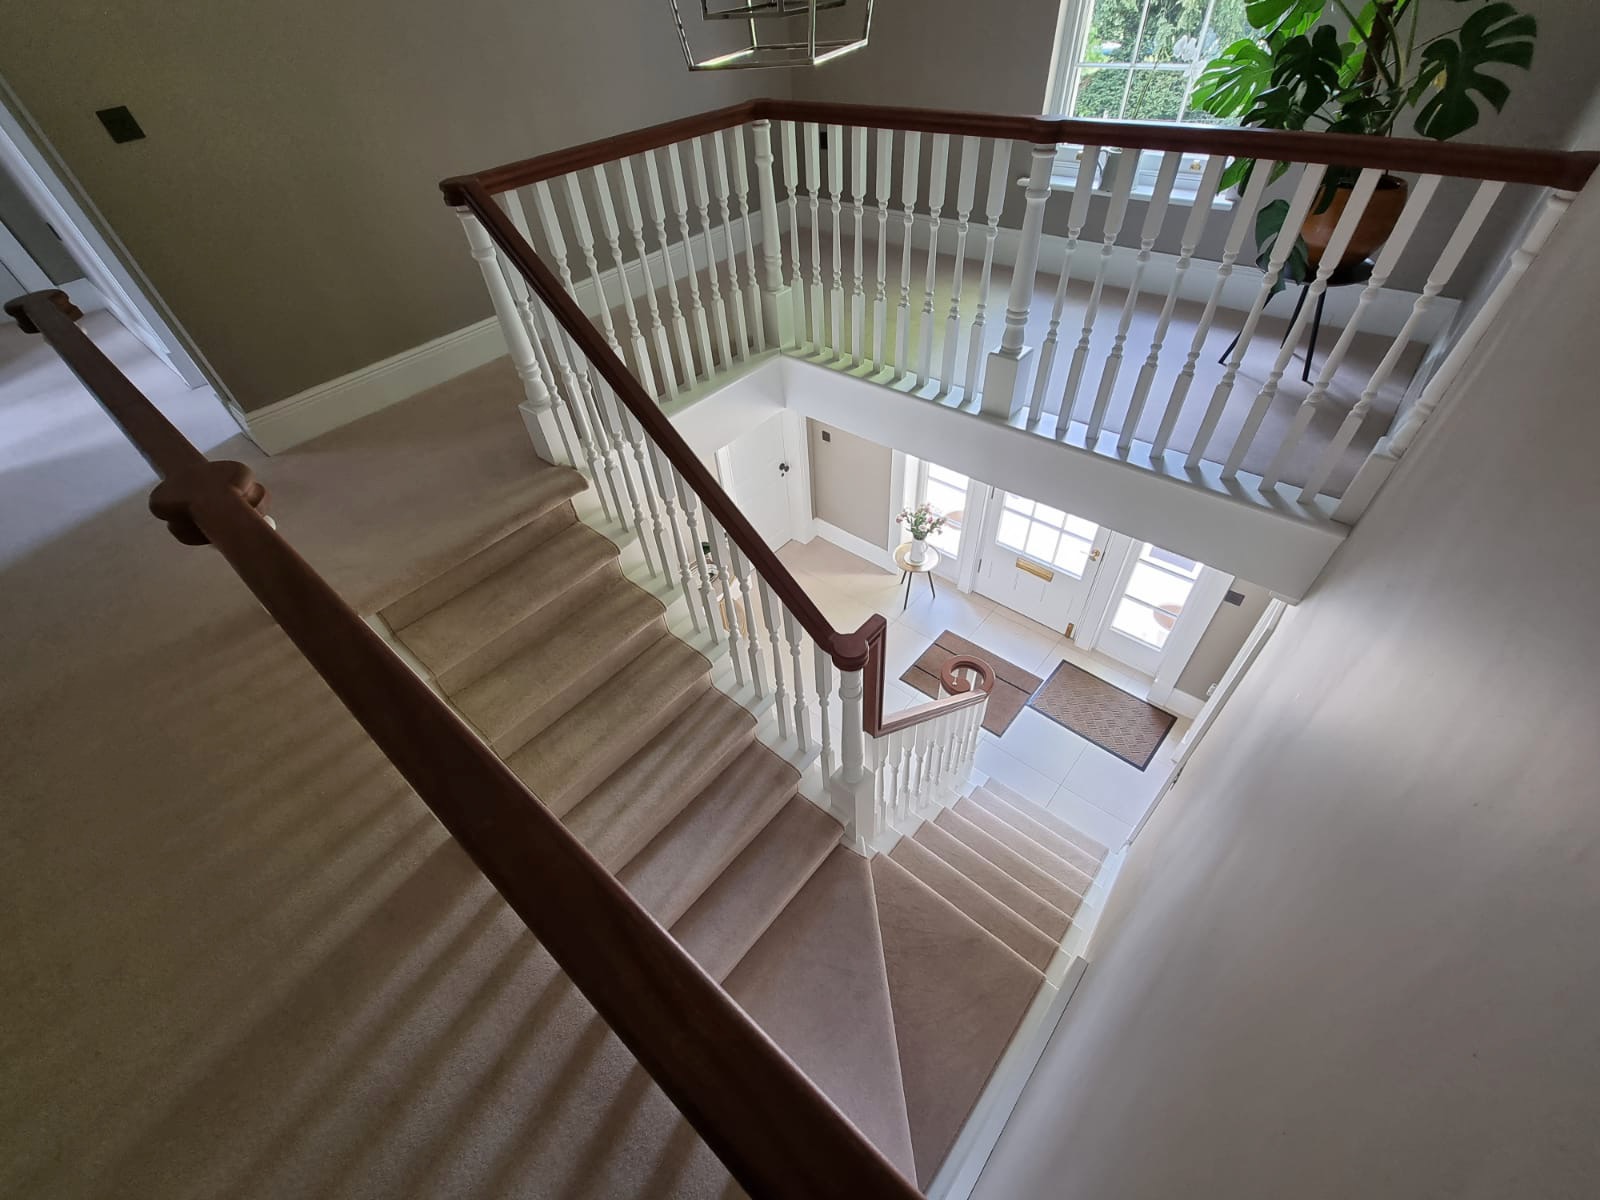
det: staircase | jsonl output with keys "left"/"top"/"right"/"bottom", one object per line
{"left": 376, "top": 459, "right": 1109, "bottom": 1193}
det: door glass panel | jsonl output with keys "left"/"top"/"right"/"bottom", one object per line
{"left": 994, "top": 492, "right": 1101, "bottom": 579}
{"left": 922, "top": 463, "right": 969, "bottom": 556}
{"left": 1025, "top": 522, "right": 1060, "bottom": 563}
{"left": 1110, "top": 541, "right": 1201, "bottom": 648}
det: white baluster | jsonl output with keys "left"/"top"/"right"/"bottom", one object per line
{"left": 592, "top": 380, "right": 657, "bottom": 575}
{"left": 1028, "top": 144, "right": 1098, "bottom": 428}
{"left": 940, "top": 136, "right": 981, "bottom": 393}
{"left": 615, "top": 404, "right": 670, "bottom": 581}
{"left": 1096, "top": 151, "right": 1182, "bottom": 449}
{"left": 917, "top": 134, "right": 951, "bottom": 388}
{"left": 964, "top": 141, "right": 1011, "bottom": 400}
{"left": 615, "top": 160, "right": 678, "bottom": 400}
{"left": 1187, "top": 164, "right": 1328, "bottom": 469}
{"left": 705, "top": 133, "right": 749, "bottom": 362}
{"left": 1060, "top": 147, "right": 1139, "bottom": 439}
{"left": 647, "top": 443, "right": 700, "bottom": 632}
{"left": 894, "top": 132, "right": 922, "bottom": 374}
{"left": 589, "top": 164, "right": 656, "bottom": 394}
{"left": 1287, "top": 176, "right": 1447, "bottom": 499}
{"left": 781, "top": 121, "right": 806, "bottom": 346}
{"left": 1128, "top": 154, "right": 1226, "bottom": 454}
{"left": 641, "top": 151, "right": 697, "bottom": 388}
{"left": 872, "top": 128, "right": 893, "bottom": 370}
{"left": 984, "top": 144, "right": 1055, "bottom": 421}
{"left": 849, "top": 126, "right": 868, "bottom": 364}
{"left": 727, "top": 541, "right": 766, "bottom": 699}
{"left": 731, "top": 127, "right": 767, "bottom": 351}
{"left": 662, "top": 145, "right": 716, "bottom": 380}
{"left": 827, "top": 123, "right": 846, "bottom": 354}
{"left": 493, "top": 192, "right": 575, "bottom": 466}
{"left": 561, "top": 175, "right": 628, "bottom": 366}
{"left": 757, "top": 579, "right": 791, "bottom": 739}
{"left": 523, "top": 288, "right": 612, "bottom": 521}
{"left": 814, "top": 644, "right": 835, "bottom": 780}
{"left": 804, "top": 122, "right": 826, "bottom": 348}
{"left": 676, "top": 476, "right": 721, "bottom": 642}
{"left": 704, "top": 517, "right": 744, "bottom": 686}
{"left": 1151, "top": 159, "right": 1274, "bottom": 458}
{"left": 684, "top": 137, "right": 732, "bottom": 367}
{"left": 782, "top": 605, "right": 809, "bottom": 754}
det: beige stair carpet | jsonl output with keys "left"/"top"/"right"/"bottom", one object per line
{"left": 980, "top": 779, "right": 1111, "bottom": 865}
{"left": 966, "top": 785, "right": 1108, "bottom": 880}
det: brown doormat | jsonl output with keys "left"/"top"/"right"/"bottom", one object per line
{"left": 901, "top": 630, "right": 1043, "bottom": 737}
{"left": 1028, "top": 660, "right": 1175, "bottom": 770}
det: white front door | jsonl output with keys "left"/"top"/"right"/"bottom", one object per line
{"left": 724, "top": 414, "right": 796, "bottom": 549}
{"left": 974, "top": 488, "right": 1112, "bottom": 634}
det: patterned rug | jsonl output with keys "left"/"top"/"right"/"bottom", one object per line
{"left": 1028, "top": 660, "right": 1176, "bottom": 770}
{"left": 900, "top": 630, "right": 1042, "bottom": 736}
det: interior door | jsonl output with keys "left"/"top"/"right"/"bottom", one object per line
{"left": 725, "top": 414, "right": 795, "bottom": 549}
{"left": 974, "top": 488, "right": 1111, "bottom": 633}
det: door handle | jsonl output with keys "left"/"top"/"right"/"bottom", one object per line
{"left": 1089, "top": 547, "right": 1103, "bottom": 561}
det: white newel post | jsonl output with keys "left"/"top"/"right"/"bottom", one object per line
{"left": 751, "top": 119, "right": 796, "bottom": 349}
{"left": 830, "top": 667, "right": 876, "bottom": 852}
{"left": 981, "top": 143, "right": 1053, "bottom": 420}
{"left": 457, "top": 210, "right": 563, "bottom": 464}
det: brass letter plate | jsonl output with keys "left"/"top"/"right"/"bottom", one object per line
{"left": 1016, "top": 557, "right": 1054, "bottom": 582}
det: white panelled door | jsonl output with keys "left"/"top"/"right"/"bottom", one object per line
{"left": 724, "top": 414, "right": 796, "bottom": 549}
{"left": 974, "top": 489, "right": 1112, "bottom": 634}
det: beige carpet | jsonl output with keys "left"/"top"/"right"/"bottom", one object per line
{"left": 1029, "top": 660, "right": 1177, "bottom": 770}
{"left": 902, "top": 629, "right": 1043, "bottom": 736}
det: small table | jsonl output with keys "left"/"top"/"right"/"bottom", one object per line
{"left": 894, "top": 542, "right": 941, "bottom": 611}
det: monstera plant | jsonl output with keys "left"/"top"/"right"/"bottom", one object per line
{"left": 1190, "top": 0, "right": 1538, "bottom": 287}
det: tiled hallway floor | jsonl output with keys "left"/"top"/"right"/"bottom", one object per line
{"left": 776, "top": 536, "right": 1190, "bottom": 849}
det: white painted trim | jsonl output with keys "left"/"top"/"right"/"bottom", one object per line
{"left": 1162, "top": 687, "right": 1207, "bottom": 719}
{"left": 813, "top": 517, "right": 898, "bottom": 572}
{"left": 0, "top": 214, "right": 52, "bottom": 292}
{"left": 243, "top": 317, "right": 504, "bottom": 453}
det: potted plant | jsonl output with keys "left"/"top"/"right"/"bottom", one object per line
{"left": 896, "top": 503, "right": 947, "bottom": 566}
{"left": 1191, "top": 0, "right": 1538, "bottom": 284}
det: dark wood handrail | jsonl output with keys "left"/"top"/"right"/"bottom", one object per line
{"left": 866, "top": 643, "right": 996, "bottom": 738}
{"left": 5, "top": 289, "right": 923, "bottom": 1200}
{"left": 447, "top": 97, "right": 1599, "bottom": 198}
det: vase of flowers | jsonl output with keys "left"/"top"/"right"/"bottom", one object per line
{"left": 896, "top": 502, "right": 947, "bottom": 567}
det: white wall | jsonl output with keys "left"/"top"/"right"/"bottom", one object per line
{"left": 973, "top": 178, "right": 1600, "bottom": 1196}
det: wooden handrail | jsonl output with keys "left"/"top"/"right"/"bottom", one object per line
{"left": 4, "top": 289, "right": 923, "bottom": 1200}
{"left": 445, "top": 97, "right": 1599, "bottom": 198}
{"left": 866, "top": 642, "right": 996, "bottom": 738}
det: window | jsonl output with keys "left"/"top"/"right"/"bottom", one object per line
{"left": 921, "top": 464, "right": 969, "bottom": 557}
{"left": 1110, "top": 541, "right": 1201, "bottom": 648}
{"left": 994, "top": 494, "right": 1100, "bottom": 577}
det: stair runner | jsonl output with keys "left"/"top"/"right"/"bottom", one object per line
{"left": 378, "top": 461, "right": 1110, "bottom": 1196}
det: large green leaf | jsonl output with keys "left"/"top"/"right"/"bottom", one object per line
{"left": 1253, "top": 198, "right": 1311, "bottom": 296}
{"left": 1190, "top": 38, "right": 1275, "bottom": 117}
{"left": 1245, "top": 0, "right": 1326, "bottom": 39}
{"left": 1243, "top": 25, "right": 1346, "bottom": 129}
{"left": 1412, "top": 3, "right": 1536, "bottom": 140}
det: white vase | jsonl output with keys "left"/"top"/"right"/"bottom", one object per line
{"left": 907, "top": 536, "right": 929, "bottom": 566}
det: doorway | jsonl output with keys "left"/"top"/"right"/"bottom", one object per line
{"left": 720, "top": 412, "right": 800, "bottom": 550}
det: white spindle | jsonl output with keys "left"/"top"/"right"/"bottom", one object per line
{"left": 918, "top": 134, "right": 951, "bottom": 388}
{"left": 1290, "top": 176, "right": 1449, "bottom": 500}
{"left": 676, "top": 476, "right": 721, "bottom": 642}
{"left": 525, "top": 293, "right": 612, "bottom": 520}
{"left": 686, "top": 137, "right": 734, "bottom": 368}
{"left": 588, "top": 164, "right": 656, "bottom": 394}
{"left": 616, "top": 405, "right": 669, "bottom": 580}
{"left": 839, "top": 669, "right": 865, "bottom": 787}
{"left": 827, "top": 123, "right": 846, "bottom": 353}
{"left": 733, "top": 128, "right": 768, "bottom": 350}
{"left": 940, "top": 136, "right": 981, "bottom": 392}
{"left": 782, "top": 605, "right": 809, "bottom": 753}
{"left": 661, "top": 146, "right": 716, "bottom": 380}
{"left": 1059, "top": 147, "right": 1139, "bottom": 438}
{"left": 895, "top": 132, "right": 922, "bottom": 373}
{"left": 757, "top": 579, "right": 791, "bottom": 739}
{"left": 561, "top": 175, "right": 629, "bottom": 369}
{"left": 615, "top": 160, "right": 678, "bottom": 400}
{"left": 1188, "top": 163, "right": 1328, "bottom": 469}
{"left": 704, "top": 518, "right": 743, "bottom": 685}
{"left": 964, "top": 141, "right": 1011, "bottom": 399}
{"left": 873, "top": 129, "right": 893, "bottom": 369}
{"left": 495, "top": 193, "right": 575, "bottom": 466}
{"left": 804, "top": 123, "right": 825, "bottom": 348}
{"left": 1128, "top": 154, "right": 1226, "bottom": 453}
{"left": 648, "top": 443, "right": 700, "bottom": 632}
{"left": 727, "top": 541, "right": 766, "bottom": 698}
{"left": 781, "top": 121, "right": 806, "bottom": 345}
{"left": 1029, "top": 144, "right": 1099, "bottom": 427}
{"left": 814, "top": 644, "right": 835, "bottom": 780}
{"left": 708, "top": 132, "right": 750, "bottom": 362}
{"left": 1151, "top": 160, "right": 1274, "bottom": 458}
{"left": 592, "top": 380, "right": 657, "bottom": 574}
{"left": 1096, "top": 151, "right": 1182, "bottom": 449}
{"left": 849, "top": 126, "right": 868, "bottom": 363}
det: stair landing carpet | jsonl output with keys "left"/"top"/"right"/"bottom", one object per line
{"left": 901, "top": 629, "right": 1042, "bottom": 736}
{"left": 1029, "top": 659, "right": 1176, "bottom": 769}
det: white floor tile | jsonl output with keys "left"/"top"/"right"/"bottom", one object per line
{"left": 971, "top": 609, "right": 1062, "bottom": 676}
{"left": 974, "top": 738, "right": 1057, "bottom": 806}
{"left": 897, "top": 583, "right": 993, "bottom": 642}
{"left": 1061, "top": 739, "right": 1172, "bottom": 825}
{"left": 1046, "top": 785, "right": 1135, "bottom": 851}
{"left": 991, "top": 707, "right": 1091, "bottom": 785}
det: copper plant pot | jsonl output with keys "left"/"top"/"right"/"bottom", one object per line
{"left": 1302, "top": 174, "right": 1409, "bottom": 272}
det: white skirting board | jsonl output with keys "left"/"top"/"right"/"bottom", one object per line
{"left": 812, "top": 518, "right": 899, "bottom": 573}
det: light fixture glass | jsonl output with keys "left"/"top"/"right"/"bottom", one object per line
{"left": 671, "top": 0, "right": 873, "bottom": 70}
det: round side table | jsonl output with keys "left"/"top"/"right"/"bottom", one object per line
{"left": 894, "top": 542, "right": 941, "bottom": 612}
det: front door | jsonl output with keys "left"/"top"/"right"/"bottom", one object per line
{"left": 974, "top": 488, "right": 1112, "bottom": 634}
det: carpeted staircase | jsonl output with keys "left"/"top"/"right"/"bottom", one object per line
{"left": 377, "top": 461, "right": 1109, "bottom": 1194}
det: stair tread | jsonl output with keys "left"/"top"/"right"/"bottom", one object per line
{"left": 395, "top": 521, "right": 619, "bottom": 683}
{"left": 955, "top": 795, "right": 1094, "bottom": 895}
{"left": 504, "top": 632, "right": 711, "bottom": 816}
{"left": 981, "top": 780, "right": 1109, "bottom": 864}
{"left": 935, "top": 808, "right": 1084, "bottom": 918}
{"left": 889, "top": 834, "right": 1058, "bottom": 972}
{"left": 969, "top": 787, "right": 1108, "bottom": 880}
{"left": 912, "top": 819, "right": 1071, "bottom": 941}
{"left": 617, "top": 739, "right": 798, "bottom": 929}
{"left": 565, "top": 688, "right": 758, "bottom": 871}
{"left": 378, "top": 465, "right": 587, "bottom": 629}
{"left": 871, "top": 853, "right": 1045, "bottom": 1188}
{"left": 725, "top": 848, "right": 918, "bottom": 1183}
{"left": 670, "top": 795, "right": 842, "bottom": 983}
{"left": 454, "top": 578, "right": 667, "bottom": 752}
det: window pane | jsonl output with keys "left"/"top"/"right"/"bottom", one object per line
{"left": 1082, "top": 1, "right": 1142, "bottom": 64}
{"left": 1126, "top": 561, "right": 1195, "bottom": 610}
{"left": 1065, "top": 515, "right": 1099, "bottom": 540}
{"left": 997, "top": 511, "right": 1030, "bottom": 552}
{"left": 928, "top": 464, "right": 967, "bottom": 487}
{"left": 1003, "top": 493, "right": 1035, "bottom": 519}
{"left": 1035, "top": 502, "right": 1067, "bottom": 525}
{"left": 1025, "top": 521, "right": 1060, "bottom": 564}
{"left": 1122, "top": 68, "right": 1187, "bottom": 123}
{"left": 1073, "top": 65, "right": 1132, "bottom": 120}
{"left": 1146, "top": 543, "right": 1200, "bottom": 576}
{"left": 1053, "top": 535, "right": 1092, "bottom": 577}
{"left": 1112, "top": 597, "right": 1173, "bottom": 648}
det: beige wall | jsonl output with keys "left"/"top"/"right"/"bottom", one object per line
{"left": 807, "top": 418, "right": 891, "bottom": 547}
{"left": 973, "top": 177, "right": 1600, "bottom": 1196}
{"left": 0, "top": 2, "right": 779, "bottom": 410}
{"left": 1175, "top": 579, "right": 1270, "bottom": 699}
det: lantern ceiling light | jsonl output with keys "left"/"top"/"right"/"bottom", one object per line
{"left": 671, "top": 0, "right": 874, "bottom": 70}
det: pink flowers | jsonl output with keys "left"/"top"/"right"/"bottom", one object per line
{"left": 895, "top": 502, "right": 947, "bottom": 540}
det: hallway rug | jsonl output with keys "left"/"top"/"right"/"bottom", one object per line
{"left": 901, "top": 630, "right": 1042, "bottom": 736}
{"left": 1028, "top": 660, "right": 1175, "bottom": 770}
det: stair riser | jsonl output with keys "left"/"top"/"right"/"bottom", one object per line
{"left": 953, "top": 798, "right": 1093, "bottom": 897}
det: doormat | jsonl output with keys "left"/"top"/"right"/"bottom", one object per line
{"left": 901, "top": 629, "right": 1042, "bottom": 737}
{"left": 1028, "top": 660, "right": 1175, "bottom": 770}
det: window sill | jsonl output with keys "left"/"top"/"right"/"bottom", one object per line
{"left": 1031, "top": 174, "right": 1237, "bottom": 212}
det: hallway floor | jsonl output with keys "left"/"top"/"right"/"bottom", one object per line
{"left": 775, "top": 536, "right": 1189, "bottom": 850}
